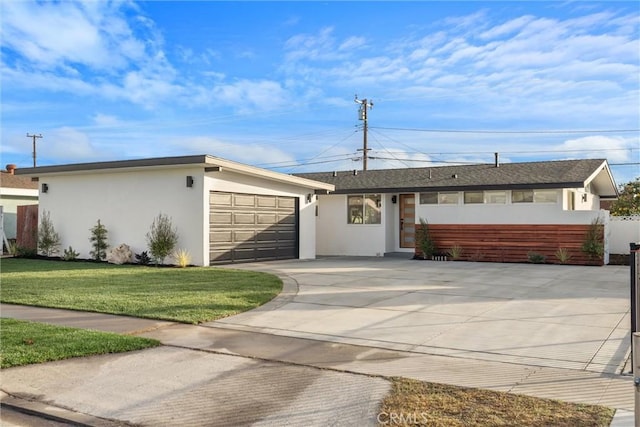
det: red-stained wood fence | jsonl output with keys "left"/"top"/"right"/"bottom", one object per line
{"left": 16, "top": 204, "right": 38, "bottom": 250}
{"left": 415, "top": 223, "right": 604, "bottom": 266}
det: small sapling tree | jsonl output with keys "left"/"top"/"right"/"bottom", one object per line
{"left": 146, "top": 213, "right": 179, "bottom": 265}
{"left": 37, "top": 210, "right": 61, "bottom": 257}
{"left": 89, "top": 219, "right": 109, "bottom": 261}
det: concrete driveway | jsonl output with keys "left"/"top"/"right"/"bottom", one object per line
{"left": 215, "top": 257, "right": 630, "bottom": 374}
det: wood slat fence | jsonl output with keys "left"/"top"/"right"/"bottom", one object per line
{"left": 416, "top": 223, "right": 604, "bottom": 266}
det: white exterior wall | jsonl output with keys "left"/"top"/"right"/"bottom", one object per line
{"left": 0, "top": 190, "right": 38, "bottom": 239}
{"left": 203, "top": 170, "right": 318, "bottom": 263}
{"left": 608, "top": 215, "right": 640, "bottom": 254}
{"left": 38, "top": 167, "right": 206, "bottom": 265}
{"left": 318, "top": 190, "right": 607, "bottom": 257}
{"left": 37, "top": 167, "right": 320, "bottom": 266}
{"left": 316, "top": 194, "right": 386, "bottom": 256}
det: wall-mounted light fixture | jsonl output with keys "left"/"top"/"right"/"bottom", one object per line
{"left": 186, "top": 176, "right": 194, "bottom": 188}
{"left": 582, "top": 193, "right": 588, "bottom": 202}
{"left": 41, "top": 183, "right": 48, "bottom": 193}
{"left": 391, "top": 195, "right": 397, "bottom": 204}
{"left": 306, "top": 193, "right": 313, "bottom": 203}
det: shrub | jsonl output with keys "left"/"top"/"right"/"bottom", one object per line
{"left": 37, "top": 210, "right": 61, "bottom": 257}
{"left": 416, "top": 218, "right": 437, "bottom": 259}
{"left": 527, "top": 252, "right": 546, "bottom": 264}
{"left": 135, "top": 251, "right": 151, "bottom": 265}
{"left": 5, "top": 240, "right": 18, "bottom": 256}
{"left": 62, "top": 246, "right": 80, "bottom": 261}
{"left": 173, "top": 248, "right": 191, "bottom": 268}
{"left": 89, "top": 219, "right": 109, "bottom": 261}
{"left": 15, "top": 246, "right": 37, "bottom": 258}
{"left": 581, "top": 218, "right": 604, "bottom": 263}
{"left": 447, "top": 245, "right": 464, "bottom": 260}
{"left": 555, "top": 248, "right": 572, "bottom": 264}
{"left": 146, "top": 213, "right": 179, "bottom": 265}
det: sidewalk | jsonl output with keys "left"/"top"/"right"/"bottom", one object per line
{"left": 1, "top": 303, "right": 634, "bottom": 426}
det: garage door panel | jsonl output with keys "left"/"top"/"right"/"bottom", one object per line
{"left": 278, "top": 213, "right": 296, "bottom": 224}
{"left": 257, "top": 213, "right": 278, "bottom": 224}
{"left": 210, "top": 212, "right": 232, "bottom": 224}
{"left": 210, "top": 192, "right": 299, "bottom": 264}
{"left": 210, "top": 193, "right": 232, "bottom": 206}
{"left": 233, "top": 230, "right": 256, "bottom": 243}
{"left": 257, "top": 196, "right": 277, "bottom": 208}
{"left": 234, "top": 194, "right": 256, "bottom": 206}
{"left": 233, "top": 213, "right": 255, "bottom": 224}
{"left": 256, "top": 230, "right": 278, "bottom": 242}
{"left": 210, "top": 231, "right": 233, "bottom": 243}
{"left": 278, "top": 198, "right": 295, "bottom": 209}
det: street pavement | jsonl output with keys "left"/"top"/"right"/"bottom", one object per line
{"left": 0, "top": 257, "right": 634, "bottom": 426}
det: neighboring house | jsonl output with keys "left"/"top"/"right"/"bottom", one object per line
{"left": 0, "top": 164, "right": 39, "bottom": 245}
{"left": 297, "top": 158, "right": 619, "bottom": 265}
{"left": 16, "top": 155, "right": 334, "bottom": 266}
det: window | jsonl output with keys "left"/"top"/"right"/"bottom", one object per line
{"left": 534, "top": 190, "right": 558, "bottom": 203}
{"left": 347, "top": 194, "right": 381, "bottom": 224}
{"left": 464, "top": 192, "right": 484, "bottom": 204}
{"left": 485, "top": 191, "right": 506, "bottom": 204}
{"left": 512, "top": 189, "right": 558, "bottom": 203}
{"left": 419, "top": 192, "right": 460, "bottom": 205}
{"left": 512, "top": 190, "right": 534, "bottom": 203}
{"left": 438, "top": 192, "right": 460, "bottom": 204}
{"left": 419, "top": 192, "right": 438, "bottom": 204}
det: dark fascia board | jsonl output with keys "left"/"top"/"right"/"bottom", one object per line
{"left": 327, "top": 182, "right": 585, "bottom": 195}
{"left": 14, "top": 155, "right": 210, "bottom": 176}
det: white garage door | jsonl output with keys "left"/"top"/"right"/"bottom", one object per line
{"left": 209, "top": 192, "right": 299, "bottom": 264}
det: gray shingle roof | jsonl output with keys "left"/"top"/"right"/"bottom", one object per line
{"left": 295, "top": 159, "right": 608, "bottom": 194}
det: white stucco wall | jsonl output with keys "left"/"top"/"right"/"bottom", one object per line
{"left": 38, "top": 166, "right": 206, "bottom": 265}
{"left": 609, "top": 216, "right": 640, "bottom": 254}
{"left": 316, "top": 194, "right": 386, "bottom": 256}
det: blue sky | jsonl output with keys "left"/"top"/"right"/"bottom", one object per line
{"left": 1, "top": 1, "right": 639, "bottom": 185}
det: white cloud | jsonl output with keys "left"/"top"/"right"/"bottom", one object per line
{"left": 1, "top": 1, "right": 146, "bottom": 71}
{"left": 39, "top": 127, "right": 104, "bottom": 162}
{"left": 92, "top": 114, "right": 122, "bottom": 127}
{"left": 212, "top": 79, "right": 290, "bottom": 113}
{"left": 175, "top": 136, "right": 296, "bottom": 166}
{"left": 556, "top": 135, "right": 636, "bottom": 163}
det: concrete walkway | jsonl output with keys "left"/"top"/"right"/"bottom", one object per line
{"left": 1, "top": 257, "right": 635, "bottom": 426}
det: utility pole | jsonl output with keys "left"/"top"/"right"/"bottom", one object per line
{"left": 355, "top": 95, "right": 373, "bottom": 171}
{"left": 26, "top": 133, "right": 43, "bottom": 167}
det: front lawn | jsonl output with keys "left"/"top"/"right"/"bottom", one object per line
{"left": 1, "top": 258, "right": 282, "bottom": 324}
{"left": 1, "top": 318, "right": 160, "bottom": 368}
{"left": 379, "top": 377, "right": 614, "bottom": 427}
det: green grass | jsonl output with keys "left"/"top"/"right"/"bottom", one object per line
{"left": 0, "top": 318, "right": 160, "bottom": 368}
{"left": 379, "top": 377, "right": 614, "bottom": 427}
{"left": 1, "top": 258, "right": 282, "bottom": 324}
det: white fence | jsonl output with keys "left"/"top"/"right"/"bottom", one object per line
{"left": 609, "top": 215, "right": 640, "bottom": 254}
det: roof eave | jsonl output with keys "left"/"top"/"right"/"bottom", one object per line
{"left": 14, "top": 154, "right": 334, "bottom": 192}
{"left": 327, "top": 182, "right": 586, "bottom": 194}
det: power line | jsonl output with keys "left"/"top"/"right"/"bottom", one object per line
{"left": 370, "top": 126, "right": 640, "bottom": 134}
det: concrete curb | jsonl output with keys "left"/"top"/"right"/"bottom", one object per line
{"left": 0, "top": 391, "right": 129, "bottom": 426}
